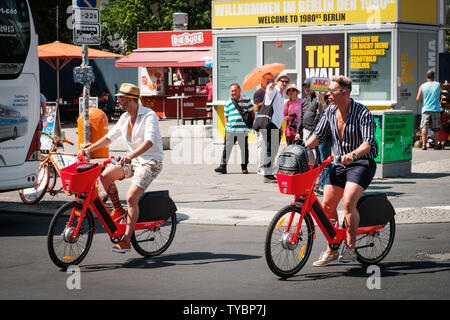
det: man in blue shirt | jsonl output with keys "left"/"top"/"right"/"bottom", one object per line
{"left": 416, "top": 70, "right": 443, "bottom": 150}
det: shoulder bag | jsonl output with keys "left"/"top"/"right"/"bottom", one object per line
{"left": 232, "top": 97, "right": 254, "bottom": 129}
{"left": 253, "top": 92, "right": 277, "bottom": 132}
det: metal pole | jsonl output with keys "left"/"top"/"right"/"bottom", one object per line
{"left": 82, "top": 44, "right": 90, "bottom": 145}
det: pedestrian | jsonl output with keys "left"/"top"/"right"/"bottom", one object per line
{"left": 296, "top": 78, "right": 323, "bottom": 165}
{"left": 416, "top": 70, "right": 443, "bottom": 150}
{"left": 215, "top": 83, "right": 253, "bottom": 174}
{"left": 253, "top": 72, "right": 274, "bottom": 175}
{"left": 305, "top": 75, "right": 378, "bottom": 265}
{"left": 259, "top": 73, "right": 289, "bottom": 183}
{"left": 200, "top": 74, "right": 213, "bottom": 123}
{"left": 99, "top": 88, "right": 115, "bottom": 120}
{"left": 283, "top": 84, "right": 302, "bottom": 145}
{"left": 81, "top": 83, "right": 164, "bottom": 254}
{"left": 39, "top": 93, "right": 47, "bottom": 124}
{"left": 315, "top": 94, "right": 332, "bottom": 195}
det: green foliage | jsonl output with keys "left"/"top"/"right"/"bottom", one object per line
{"left": 101, "top": 0, "right": 211, "bottom": 54}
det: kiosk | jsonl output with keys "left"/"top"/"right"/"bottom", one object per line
{"left": 115, "top": 30, "right": 213, "bottom": 123}
{"left": 210, "top": 0, "right": 447, "bottom": 177}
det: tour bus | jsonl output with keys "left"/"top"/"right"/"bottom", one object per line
{"left": 0, "top": 0, "right": 41, "bottom": 191}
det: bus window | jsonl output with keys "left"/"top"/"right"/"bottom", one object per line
{"left": 0, "top": 0, "right": 40, "bottom": 192}
{"left": 0, "top": 0, "right": 30, "bottom": 80}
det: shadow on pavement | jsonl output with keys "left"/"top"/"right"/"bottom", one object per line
{"left": 80, "top": 251, "right": 261, "bottom": 272}
{"left": 278, "top": 260, "right": 450, "bottom": 282}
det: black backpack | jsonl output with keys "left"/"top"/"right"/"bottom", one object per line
{"left": 277, "top": 143, "right": 309, "bottom": 175}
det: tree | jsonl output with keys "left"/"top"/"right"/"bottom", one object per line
{"left": 29, "top": 0, "right": 73, "bottom": 45}
{"left": 101, "top": 0, "right": 211, "bottom": 54}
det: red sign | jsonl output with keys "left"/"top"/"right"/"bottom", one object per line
{"left": 138, "top": 30, "right": 212, "bottom": 49}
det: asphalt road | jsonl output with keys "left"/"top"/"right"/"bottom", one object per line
{"left": 0, "top": 211, "right": 449, "bottom": 301}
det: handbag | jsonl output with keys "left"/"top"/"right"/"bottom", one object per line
{"left": 232, "top": 97, "right": 254, "bottom": 129}
{"left": 285, "top": 120, "right": 297, "bottom": 141}
{"left": 253, "top": 92, "right": 277, "bottom": 132}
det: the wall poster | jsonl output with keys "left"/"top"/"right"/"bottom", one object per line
{"left": 301, "top": 33, "right": 345, "bottom": 85}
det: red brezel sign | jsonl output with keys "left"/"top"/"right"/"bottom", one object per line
{"left": 138, "top": 30, "right": 213, "bottom": 49}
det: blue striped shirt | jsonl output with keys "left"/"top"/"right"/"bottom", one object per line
{"left": 313, "top": 99, "right": 378, "bottom": 159}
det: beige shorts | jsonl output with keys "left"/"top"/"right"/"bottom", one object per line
{"left": 120, "top": 159, "right": 162, "bottom": 190}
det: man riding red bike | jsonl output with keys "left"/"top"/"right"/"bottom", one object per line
{"left": 80, "top": 83, "right": 163, "bottom": 254}
{"left": 304, "top": 75, "right": 378, "bottom": 266}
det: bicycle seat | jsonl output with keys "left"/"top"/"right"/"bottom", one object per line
{"left": 76, "top": 163, "right": 98, "bottom": 173}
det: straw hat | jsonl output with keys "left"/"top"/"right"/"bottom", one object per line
{"left": 276, "top": 73, "right": 290, "bottom": 82}
{"left": 115, "top": 83, "right": 140, "bottom": 99}
{"left": 286, "top": 84, "right": 300, "bottom": 94}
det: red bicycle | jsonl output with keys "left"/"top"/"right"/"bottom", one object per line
{"left": 265, "top": 155, "right": 396, "bottom": 278}
{"left": 47, "top": 156, "right": 177, "bottom": 269}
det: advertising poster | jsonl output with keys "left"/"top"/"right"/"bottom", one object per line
{"left": 301, "top": 33, "right": 345, "bottom": 85}
{"left": 140, "top": 67, "right": 165, "bottom": 96}
{"left": 383, "top": 113, "right": 413, "bottom": 162}
{"left": 347, "top": 32, "right": 391, "bottom": 100}
{"left": 40, "top": 102, "right": 58, "bottom": 150}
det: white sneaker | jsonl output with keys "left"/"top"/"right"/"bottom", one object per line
{"left": 338, "top": 246, "right": 357, "bottom": 262}
{"left": 312, "top": 250, "right": 339, "bottom": 267}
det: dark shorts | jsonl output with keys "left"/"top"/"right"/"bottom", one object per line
{"left": 326, "top": 159, "right": 377, "bottom": 190}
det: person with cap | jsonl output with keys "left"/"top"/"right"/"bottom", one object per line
{"left": 296, "top": 78, "right": 324, "bottom": 166}
{"left": 80, "top": 83, "right": 164, "bottom": 254}
{"left": 283, "top": 84, "right": 302, "bottom": 145}
{"left": 259, "top": 73, "right": 289, "bottom": 183}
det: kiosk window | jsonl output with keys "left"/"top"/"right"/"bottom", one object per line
{"left": 347, "top": 32, "right": 391, "bottom": 101}
{"left": 263, "top": 41, "right": 296, "bottom": 70}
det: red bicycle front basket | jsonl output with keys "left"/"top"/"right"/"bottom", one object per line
{"left": 60, "top": 162, "right": 101, "bottom": 193}
{"left": 276, "top": 165, "right": 322, "bottom": 195}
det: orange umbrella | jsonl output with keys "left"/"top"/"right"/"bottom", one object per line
{"left": 38, "top": 41, "right": 123, "bottom": 100}
{"left": 242, "top": 63, "right": 285, "bottom": 91}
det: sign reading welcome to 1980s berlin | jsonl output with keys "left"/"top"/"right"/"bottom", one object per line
{"left": 212, "top": 0, "right": 397, "bottom": 28}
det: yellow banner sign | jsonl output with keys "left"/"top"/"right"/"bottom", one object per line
{"left": 212, "top": 0, "right": 398, "bottom": 28}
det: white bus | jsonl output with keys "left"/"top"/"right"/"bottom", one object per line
{"left": 0, "top": 0, "right": 41, "bottom": 191}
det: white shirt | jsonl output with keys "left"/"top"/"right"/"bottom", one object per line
{"left": 264, "top": 85, "right": 285, "bottom": 129}
{"left": 106, "top": 106, "right": 163, "bottom": 163}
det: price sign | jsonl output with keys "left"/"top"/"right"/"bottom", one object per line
{"left": 73, "top": 8, "right": 99, "bottom": 24}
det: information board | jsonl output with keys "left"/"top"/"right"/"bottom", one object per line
{"left": 217, "top": 36, "right": 257, "bottom": 100}
{"left": 383, "top": 113, "right": 413, "bottom": 162}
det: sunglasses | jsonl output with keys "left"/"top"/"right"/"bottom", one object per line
{"left": 279, "top": 80, "right": 289, "bottom": 84}
{"left": 327, "top": 88, "right": 344, "bottom": 94}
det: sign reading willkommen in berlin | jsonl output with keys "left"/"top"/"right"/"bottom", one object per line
{"left": 302, "top": 33, "right": 345, "bottom": 84}
{"left": 212, "top": 0, "right": 397, "bottom": 28}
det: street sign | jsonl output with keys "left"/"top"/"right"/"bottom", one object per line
{"left": 73, "top": 7, "right": 100, "bottom": 24}
{"left": 73, "top": 23, "right": 101, "bottom": 45}
{"left": 73, "top": 0, "right": 101, "bottom": 8}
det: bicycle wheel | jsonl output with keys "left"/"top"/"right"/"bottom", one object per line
{"left": 355, "top": 217, "right": 395, "bottom": 266}
{"left": 19, "top": 164, "right": 50, "bottom": 204}
{"left": 265, "top": 205, "right": 314, "bottom": 278}
{"left": 47, "top": 201, "right": 95, "bottom": 269}
{"left": 131, "top": 212, "right": 177, "bottom": 257}
{"left": 47, "top": 164, "right": 58, "bottom": 192}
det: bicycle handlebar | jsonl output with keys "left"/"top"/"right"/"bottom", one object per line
{"left": 41, "top": 131, "right": 74, "bottom": 146}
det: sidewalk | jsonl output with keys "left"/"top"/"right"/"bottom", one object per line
{"left": 1, "top": 118, "right": 449, "bottom": 226}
